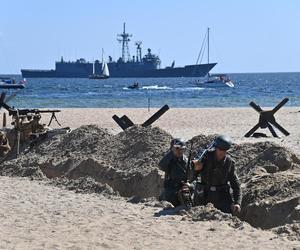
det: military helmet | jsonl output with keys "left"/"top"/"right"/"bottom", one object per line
{"left": 214, "top": 135, "right": 232, "bottom": 151}
{"left": 170, "top": 138, "right": 186, "bottom": 149}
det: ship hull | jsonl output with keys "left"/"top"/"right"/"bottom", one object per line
{"left": 21, "top": 63, "right": 217, "bottom": 78}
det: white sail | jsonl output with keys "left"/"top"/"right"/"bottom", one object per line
{"left": 102, "top": 62, "right": 109, "bottom": 77}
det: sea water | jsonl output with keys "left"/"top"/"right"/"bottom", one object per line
{"left": 1, "top": 72, "right": 299, "bottom": 108}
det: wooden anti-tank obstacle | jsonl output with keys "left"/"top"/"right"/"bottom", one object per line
{"left": 112, "top": 104, "right": 170, "bottom": 130}
{"left": 244, "top": 98, "right": 290, "bottom": 138}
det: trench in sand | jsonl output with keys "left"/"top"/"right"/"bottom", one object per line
{"left": 0, "top": 125, "right": 300, "bottom": 239}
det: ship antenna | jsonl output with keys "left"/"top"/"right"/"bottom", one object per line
{"left": 135, "top": 41, "right": 142, "bottom": 62}
{"left": 117, "top": 22, "right": 132, "bottom": 62}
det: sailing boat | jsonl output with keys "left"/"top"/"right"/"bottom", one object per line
{"left": 196, "top": 28, "right": 234, "bottom": 88}
{"left": 89, "top": 49, "right": 110, "bottom": 79}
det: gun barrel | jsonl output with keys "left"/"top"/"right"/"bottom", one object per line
{"left": 196, "top": 141, "right": 215, "bottom": 161}
{"left": 186, "top": 142, "right": 194, "bottom": 181}
{"left": 38, "top": 110, "right": 61, "bottom": 113}
{"left": 9, "top": 109, "right": 61, "bottom": 116}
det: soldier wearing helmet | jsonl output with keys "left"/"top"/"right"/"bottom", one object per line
{"left": 192, "top": 135, "right": 242, "bottom": 214}
{"left": 158, "top": 138, "right": 189, "bottom": 207}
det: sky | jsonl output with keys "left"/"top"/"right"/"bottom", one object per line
{"left": 0, "top": 0, "right": 299, "bottom": 74}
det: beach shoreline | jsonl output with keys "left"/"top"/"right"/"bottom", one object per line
{"left": 33, "top": 107, "right": 299, "bottom": 153}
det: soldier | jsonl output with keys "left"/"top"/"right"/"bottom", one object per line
{"left": 191, "top": 135, "right": 242, "bottom": 214}
{"left": 158, "top": 138, "right": 189, "bottom": 207}
{"left": 0, "top": 131, "right": 11, "bottom": 157}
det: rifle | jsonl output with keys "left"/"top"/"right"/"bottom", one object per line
{"left": 186, "top": 141, "right": 194, "bottom": 181}
{"left": 195, "top": 140, "right": 215, "bottom": 162}
{"left": 178, "top": 141, "right": 194, "bottom": 208}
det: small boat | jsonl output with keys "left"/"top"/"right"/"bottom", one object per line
{"left": 193, "top": 28, "right": 234, "bottom": 88}
{"left": 89, "top": 62, "right": 110, "bottom": 79}
{"left": 127, "top": 82, "right": 139, "bottom": 89}
{"left": 0, "top": 78, "right": 26, "bottom": 89}
{"left": 89, "top": 49, "right": 110, "bottom": 79}
{"left": 203, "top": 74, "right": 234, "bottom": 87}
{"left": 0, "top": 78, "right": 26, "bottom": 103}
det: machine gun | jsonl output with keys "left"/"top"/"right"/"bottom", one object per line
{"left": 0, "top": 92, "right": 61, "bottom": 127}
{"left": 0, "top": 92, "right": 68, "bottom": 158}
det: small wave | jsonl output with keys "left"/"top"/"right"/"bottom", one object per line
{"left": 122, "top": 87, "right": 140, "bottom": 90}
{"left": 82, "top": 91, "right": 98, "bottom": 96}
{"left": 142, "top": 85, "right": 172, "bottom": 90}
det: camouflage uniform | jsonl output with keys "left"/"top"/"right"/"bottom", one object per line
{"left": 194, "top": 150, "right": 242, "bottom": 213}
{"left": 159, "top": 150, "right": 188, "bottom": 207}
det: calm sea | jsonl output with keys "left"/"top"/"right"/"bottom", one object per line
{"left": 1, "top": 73, "right": 300, "bottom": 108}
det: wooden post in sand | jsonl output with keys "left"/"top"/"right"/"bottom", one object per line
{"left": 2, "top": 113, "right": 6, "bottom": 128}
{"left": 16, "top": 110, "right": 21, "bottom": 157}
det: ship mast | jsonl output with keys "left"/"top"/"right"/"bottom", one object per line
{"left": 135, "top": 41, "right": 142, "bottom": 62}
{"left": 207, "top": 27, "right": 210, "bottom": 80}
{"left": 117, "top": 22, "right": 132, "bottom": 62}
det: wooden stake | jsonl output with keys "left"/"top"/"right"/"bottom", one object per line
{"left": 2, "top": 112, "right": 6, "bottom": 128}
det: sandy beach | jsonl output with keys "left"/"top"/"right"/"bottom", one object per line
{"left": 42, "top": 107, "right": 300, "bottom": 153}
{"left": 2, "top": 0, "right": 300, "bottom": 248}
{"left": 1, "top": 107, "right": 300, "bottom": 249}
{"left": 1, "top": 176, "right": 299, "bottom": 249}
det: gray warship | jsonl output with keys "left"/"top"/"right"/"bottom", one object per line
{"left": 21, "top": 23, "right": 216, "bottom": 78}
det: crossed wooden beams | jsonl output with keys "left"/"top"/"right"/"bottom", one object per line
{"left": 245, "top": 98, "right": 290, "bottom": 138}
{"left": 112, "top": 104, "right": 169, "bottom": 130}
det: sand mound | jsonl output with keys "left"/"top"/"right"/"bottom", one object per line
{"left": 233, "top": 142, "right": 300, "bottom": 178}
{"left": 0, "top": 125, "right": 172, "bottom": 198}
{"left": 48, "top": 176, "right": 118, "bottom": 197}
{"left": 187, "top": 203, "right": 247, "bottom": 229}
{"left": 272, "top": 223, "right": 300, "bottom": 241}
{"left": 0, "top": 154, "right": 46, "bottom": 179}
{"left": 234, "top": 142, "right": 300, "bottom": 230}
